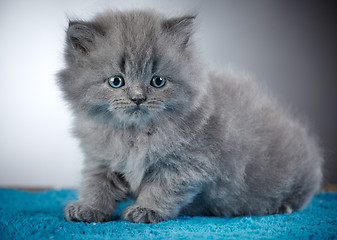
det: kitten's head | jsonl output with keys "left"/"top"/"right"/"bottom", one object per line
{"left": 58, "top": 10, "right": 205, "bottom": 127}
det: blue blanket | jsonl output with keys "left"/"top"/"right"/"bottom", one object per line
{"left": 0, "top": 189, "right": 336, "bottom": 239}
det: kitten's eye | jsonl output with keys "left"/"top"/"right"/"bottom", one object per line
{"left": 150, "top": 76, "right": 166, "bottom": 88}
{"left": 108, "top": 76, "right": 125, "bottom": 88}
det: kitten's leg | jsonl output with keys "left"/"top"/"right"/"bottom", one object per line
{"left": 122, "top": 162, "right": 205, "bottom": 223}
{"left": 65, "top": 165, "right": 129, "bottom": 222}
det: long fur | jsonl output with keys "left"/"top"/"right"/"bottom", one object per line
{"left": 57, "top": 9, "right": 323, "bottom": 223}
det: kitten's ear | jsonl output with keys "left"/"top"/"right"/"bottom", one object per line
{"left": 162, "top": 15, "right": 196, "bottom": 46}
{"left": 66, "top": 20, "right": 105, "bottom": 55}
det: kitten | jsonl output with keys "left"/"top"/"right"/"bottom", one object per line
{"left": 58, "top": 9, "right": 323, "bottom": 223}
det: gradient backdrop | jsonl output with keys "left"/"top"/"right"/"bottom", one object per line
{"left": 0, "top": 0, "right": 336, "bottom": 188}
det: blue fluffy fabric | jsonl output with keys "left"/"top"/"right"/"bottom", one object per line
{"left": 0, "top": 189, "right": 336, "bottom": 239}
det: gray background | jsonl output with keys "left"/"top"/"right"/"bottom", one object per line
{"left": 0, "top": 0, "right": 336, "bottom": 187}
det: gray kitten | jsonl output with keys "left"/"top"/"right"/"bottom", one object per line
{"left": 58, "top": 9, "right": 323, "bottom": 223}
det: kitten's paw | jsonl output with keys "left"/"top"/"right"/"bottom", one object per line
{"left": 277, "top": 204, "right": 293, "bottom": 214}
{"left": 65, "top": 201, "right": 112, "bottom": 222}
{"left": 122, "top": 204, "right": 165, "bottom": 223}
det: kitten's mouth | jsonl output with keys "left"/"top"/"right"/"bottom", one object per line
{"left": 125, "top": 105, "right": 148, "bottom": 116}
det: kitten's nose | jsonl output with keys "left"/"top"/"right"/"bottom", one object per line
{"left": 131, "top": 97, "right": 147, "bottom": 105}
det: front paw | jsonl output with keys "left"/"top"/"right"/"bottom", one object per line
{"left": 65, "top": 201, "right": 112, "bottom": 222}
{"left": 122, "top": 204, "right": 165, "bottom": 223}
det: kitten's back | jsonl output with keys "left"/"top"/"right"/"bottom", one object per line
{"left": 200, "top": 70, "right": 323, "bottom": 214}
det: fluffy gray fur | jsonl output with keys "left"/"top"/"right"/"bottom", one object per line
{"left": 58, "top": 9, "right": 323, "bottom": 223}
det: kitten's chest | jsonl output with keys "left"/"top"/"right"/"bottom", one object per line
{"left": 77, "top": 120, "right": 183, "bottom": 191}
{"left": 80, "top": 125, "right": 152, "bottom": 191}
{"left": 88, "top": 127, "right": 149, "bottom": 164}
{"left": 111, "top": 135, "right": 149, "bottom": 178}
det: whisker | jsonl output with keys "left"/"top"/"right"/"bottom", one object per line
{"left": 110, "top": 98, "right": 125, "bottom": 104}
{"left": 147, "top": 99, "right": 164, "bottom": 104}
{"left": 114, "top": 102, "right": 131, "bottom": 106}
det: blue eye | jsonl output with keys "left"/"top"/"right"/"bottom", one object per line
{"left": 108, "top": 76, "right": 125, "bottom": 88}
{"left": 150, "top": 76, "right": 166, "bottom": 88}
